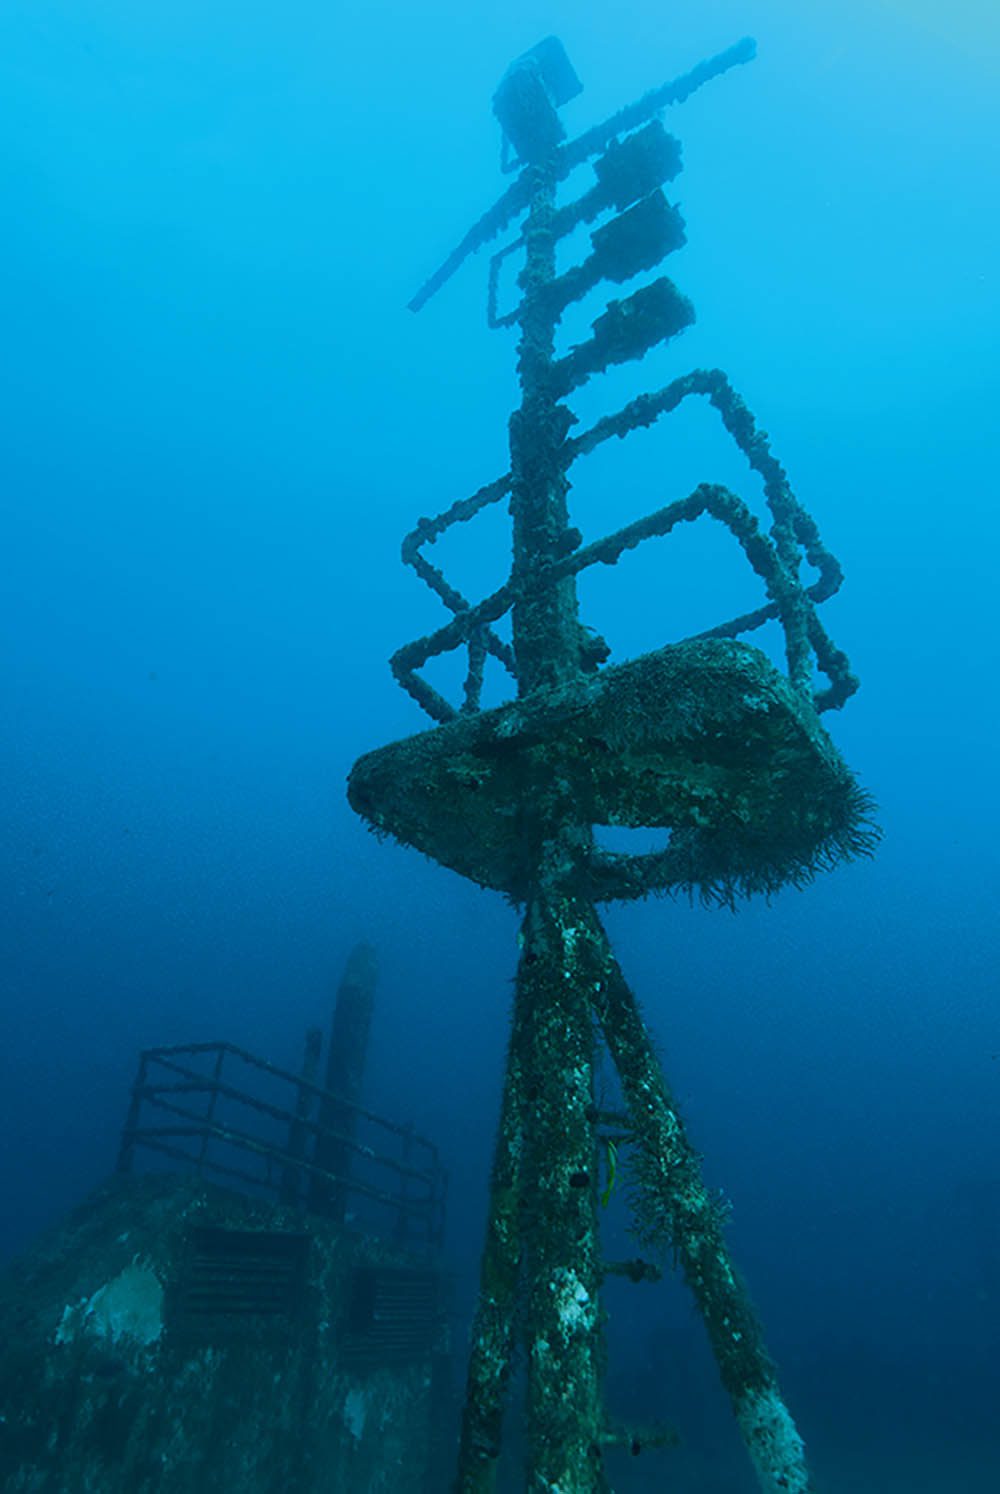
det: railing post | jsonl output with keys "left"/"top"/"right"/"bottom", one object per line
{"left": 281, "top": 1026, "right": 323, "bottom": 1207}
{"left": 392, "top": 1124, "right": 414, "bottom": 1247}
{"left": 310, "top": 943, "right": 377, "bottom": 1220}
{"left": 116, "top": 1052, "right": 148, "bottom": 1174}
{"left": 434, "top": 1166, "right": 449, "bottom": 1251}
{"left": 195, "top": 1047, "right": 226, "bottom": 1176}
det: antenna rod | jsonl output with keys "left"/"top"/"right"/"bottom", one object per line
{"left": 561, "top": 33, "right": 756, "bottom": 172}
{"left": 407, "top": 36, "right": 756, "bottom": 313}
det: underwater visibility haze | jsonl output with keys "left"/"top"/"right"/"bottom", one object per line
{"left": 1, "top": 2, "right": 998, "bottom": 1490}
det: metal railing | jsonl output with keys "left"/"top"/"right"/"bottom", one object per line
{"left": 117, "top": 1040, "right": 447, "bottom": 1251}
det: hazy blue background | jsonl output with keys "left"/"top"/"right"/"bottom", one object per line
{"left": 2, "top": 2, "right": 998, "bottom": 1489}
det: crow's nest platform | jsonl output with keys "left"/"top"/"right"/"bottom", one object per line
{"left": 348, "top": 638, "right": 875, "bottom": 906}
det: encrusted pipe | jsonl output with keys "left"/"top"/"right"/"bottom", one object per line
{"left": 454, "top": 1012, "right": 527, "bottom": 1491}
{"left": 516, "top": 887, "right": 607, "bottom": 1492}
{"left": 592, "top": 911, "right": 815, "bottom": 1494}
{"left": 310, "top": 942, "right": 376, "bottom": 1219}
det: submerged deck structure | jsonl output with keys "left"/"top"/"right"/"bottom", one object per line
{"left": 349, "top": 35, "right": 876, "bottom": 1493}
{"left": 0, "top": 947, "right": 452, "bottom": 1494}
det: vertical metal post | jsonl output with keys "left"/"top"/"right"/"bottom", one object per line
{"left": 504, "top": 150, "right": 607, "bottom": 1488}
{"left": 281, "top": 1026, "right": 323, "bottom": 1207}
{"left": 508, "top": 158, "right": 581, "bottom": 695}
{"left": 432, "top": 1163, "right": 449, "bottom": 1251}
{"left": 393, "top": 1123, "right": 414, "bottom": 1246}
{"left": 455, "top": 990, "right": 527, "bottom": 1492}
{"left": 311, "top": 942, "right": 377, "bottom": 1220}
{"left": 596, "top": 927, "right": 815, "bottom": 1494}
{"left": 116, "top": 1052, "right": 148, "bottom": 1174}
{"left": 515, "top": 885, "right": 606, "bottom": 1490}
{"left": 196, "top": 1046, "right": 226, "bottom": 1176}
{"left": 389, "top": 39, "right": 826, "bottom": 1494}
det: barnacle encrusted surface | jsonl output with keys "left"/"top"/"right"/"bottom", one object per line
{"left": 349, "top": 637, "right": 875, "bottom": 904}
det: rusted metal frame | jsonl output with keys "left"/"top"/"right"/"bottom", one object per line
{"left": 390, "top": 477, "right": 804, "bottom": 722}
{"left": 568, "top": 480, "right": 812, "bottom": 697}
{"left": 557, "top": 37, "right": 757, "bottom": 174}
{"left": 506, "top": 148, "right": 608, "bottom": 1485}
{"left": 516, "top": 884, "right": 606, "bottom": 1490}
{"left": 408, "top": 178, "right": 534, "bottom": 313}
{"left": 124, "top": 1133, "right": 285, "bottom": 1195}
{"left": 281, "top": 1026, "right": 322, "bottom": 1207}
{"left": 687, "top": 602, "right": 858, "bottom": 712}
{"left": 312, "top": 944, "right": 376, "bottom": 1220}
{"left": 560, "top": 482, "right": 792, "bottom": 590}
{"left": 392, "top": 374, "right": 854, "bottom": 719}
{"left": 400, "top": 475, "right": 516, "bottom": 707}
{"left": 407, "top": 543, "right": 514, "bottom": 688}
{"left": 806, "top": 612, "right": 858, "bottom": 711}
{"left": 684, "top": 604, "right": 857, "bottom": 710}
{"left": 429, "top": 1166, "right": 449, "bottom": 1251}
{"left": 462, "top": 627, "right": 488, "bottom": 713}
{"left": 488, "top": 220, "right": 635, "bottom": 334}
{"left": 391, "top": 578, "right": 519, "bottom": 722}
{"left": 210, "top": 1140, "right": 429, "bottom": 1249}
{"left": 390, "top": 654, "right": 462, "bottom": 724}
{"left": 401, "top": 475, "right": 512, "bottom": 553}
{"left": 129, "top": 1114, "right": 438, "bottom": 1224}
{"left": 195, "top": 1046, "right": 226, "bottom": 1176}
{"left": 486, "top": 236, "right": 524, "bottom": 329}
{"left": 553, "top": 278, "right": 695, "bottom": 397}
{"left": 506, "top": 147, "right": 579, "bottom": 677}
{"left": 134, "top": 1078, "right": 437, "bottom": 1190}
{"left": 401, "top": 342, "right": 854, "bottom": 727}
{"left": 408, "top": 38, "right": 755, "bottom": 315}
{"left": 548, "top": 181, "right": 613, "bottom": 242}
{"left": 142, "top": 1041, "right": 441, "bottom": 1161}
{"left": 116, "top": 1052, "right": 148, "bottom": 1174}
{"left": 399, "top": 34, "right": 844, "bottom": 1492}
{"left": 135, "top": 1075, "right": 436, "bottom": 1189}
{"left": 454, "top": 954, "right": 530, "bottom": 1491}
{"left": 591, "top": 914, "right": 816, "bottom": 1494}
{"left": 567, "top": 366, "right": 841, "bottom": 593}
{"left": 392, "top": 1125, "right": 416, "bottom": 1247}
{"left": 567, "top": 366, "right": 850, "bottom": 699}
{"left": 122, "top": 1131, "right": 418, "bottom": 1222}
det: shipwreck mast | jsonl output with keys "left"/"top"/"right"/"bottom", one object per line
{"left": 349, "top": 34, "right": 876, "bottom": 1493}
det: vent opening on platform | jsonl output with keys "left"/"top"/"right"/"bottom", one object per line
{"left": 342, "top": 1267, "right": 441, "bottom": 1367}
{"left": 168, "top": 1226, "right": 309, "bottom": 1342}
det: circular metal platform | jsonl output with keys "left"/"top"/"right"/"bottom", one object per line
{"left": 348, "top": 639, "right": 872, "bottom": 903}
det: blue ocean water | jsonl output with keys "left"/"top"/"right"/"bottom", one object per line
{"left": 2, "top": 2, "right": 998, "bottom": 1489}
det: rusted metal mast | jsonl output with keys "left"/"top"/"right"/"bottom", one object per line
{"left": 349, "top": 34, "right": 876, "bottom": 1493}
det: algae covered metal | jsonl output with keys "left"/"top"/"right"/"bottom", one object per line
{"left": 349, "top": 33, "right": 876, "bottom": 1493}
{"left": 0, "top": 946, "right": 452, "bottom": 1493}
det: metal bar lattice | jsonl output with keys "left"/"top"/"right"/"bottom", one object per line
{"left": 118, "top": 1041, "right": 446, "bottom": 1249}
{"left": 351, "top": 32, "right": 880, "bottom": 1493}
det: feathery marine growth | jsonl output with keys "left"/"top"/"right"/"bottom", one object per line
{"left": 348, "top": 33, "right": 877, "bottom": 1493}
